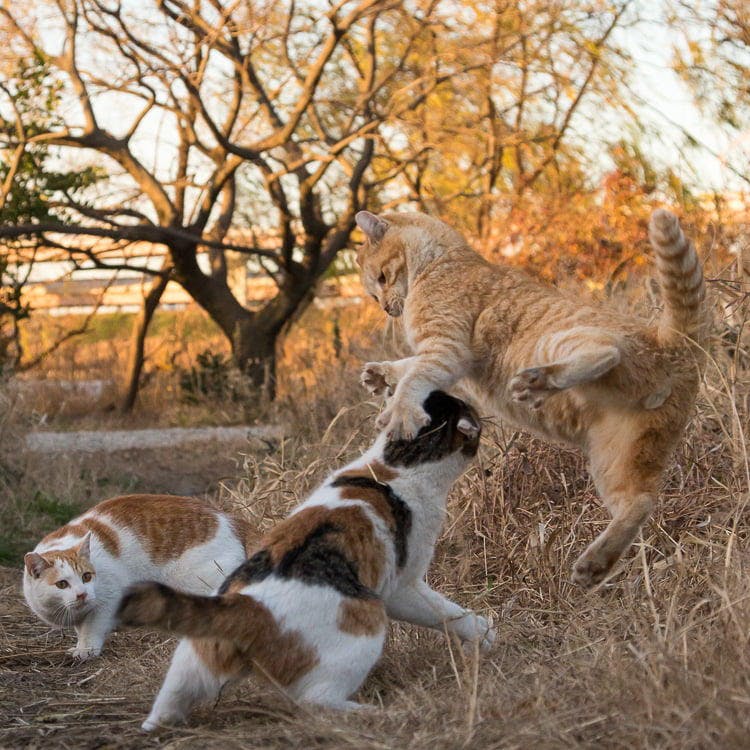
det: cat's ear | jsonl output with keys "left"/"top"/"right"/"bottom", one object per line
{"left": 356, "top": 211, "right": 389, "bottom": 243}
{"left": 77, "top": 532, "right": 92, "bottom": 559}
{"left": 24, "top": 552, "right": 52, "bottom": 578}
{"left": 457, "top": 415, "right": 480, "bottom": 440}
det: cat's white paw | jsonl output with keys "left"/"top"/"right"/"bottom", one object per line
{"left": 460, "top": 615, "right": 495, "bottom": 654}
{"left": 141, "top": 711, "right": 182, "bottom": 732}
{"left": 361, "top": 361, "right": 395, "bottom": 397}
{"left": 478, "top": 624, "right": 496, "bottom": 654}
{"left": 67, "top": 644, "right": 101, "bottom": 660}
{"left": 141, "top": 717, "right": 160, "bottom": 732}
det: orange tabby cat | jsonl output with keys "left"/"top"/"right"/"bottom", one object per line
{"left": 355, "top": 209, "right": 706, "bottom": 588}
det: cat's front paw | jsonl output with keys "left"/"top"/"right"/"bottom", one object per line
{"left": 380, "top": 400, "right": 430, "bottom": 440}
{"left": 457, "top": 613, "right": 495, "bottom": 654}
{"left": 509, "top": 366, "right": 557, "bottom": 409}
{"left": 361, "top": 361, "right": 396, "bottom": 397}
{"left": 67, "top": 644, "right": 101, "bottom": 661}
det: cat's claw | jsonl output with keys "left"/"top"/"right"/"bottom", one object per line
{"left": 380, "top": 402, "right": 430, "bottom": 440}
{"left": 509, "top": 366, "right": 558, "bottom": 409}
{"left": 361, "top": 361, "right": 395, "bottom": 397}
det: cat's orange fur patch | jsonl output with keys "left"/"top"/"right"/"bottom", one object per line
{"left": 228, "top": 515, "right": 258, "bottom": 555}
{"left": 262, "top": 505, "right": 384, "bottom": 589}
{"left": 337, "top": 484, "right": 397, "bottom": 549}
{"left": 98, "top": 494, "right": 218, "bottom": 563}
{"left": 42, "top": 518, "right": 120, "bottom": 556}
{"left": 39, "top": 547, "right": 94, "bottom": 578}
{"left": 337, "top": 598, "right": 387, "bottom": 636}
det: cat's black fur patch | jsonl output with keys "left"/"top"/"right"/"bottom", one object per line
{"left": 219, "top": 528, "right": 375, "bottom": 599}
{"left": 276, "top": 522, "right": 376, "bottom": 599}
{"left": 330, "top": 475, "right": 412, "bottom": 568}
{"left": 383, "top": 391, "right": 480, "bottom": 467}
{"left": 219, "top": 549, "right": 273, "bottom": 594}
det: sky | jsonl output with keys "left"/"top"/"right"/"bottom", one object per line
{"left": 619, "top": 1, "right": 745, "bottom": 195}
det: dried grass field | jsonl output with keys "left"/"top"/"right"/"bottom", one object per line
{"left": 1, "top": 295, "right": 749, "bottom": 749}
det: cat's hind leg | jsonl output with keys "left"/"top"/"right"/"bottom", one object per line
{"left": 290, "top": 613, "right": 386, "bottom": 711}
{"left": 571, "top": 490, "right": 654, "bottom": 588}
{"left": 142, "top": 637, "right": 243, "bottom": 731}
{"left": 572, "top": 416, "right": 666, "bottom": 588}
{"left": 511, "top": 327, "right": 621, "bottom": 408}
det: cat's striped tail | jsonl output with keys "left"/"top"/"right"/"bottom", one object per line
{"left": 648, "top": 209, "right": 706, "bottom": 345}
{"left": 118, "top": 582, "right": 265, "bottom": 641}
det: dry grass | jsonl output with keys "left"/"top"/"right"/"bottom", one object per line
{"left": 1, "top": 291, "right": 750, "bottom": 748}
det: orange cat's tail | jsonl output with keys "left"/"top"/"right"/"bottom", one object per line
{"left": 118, "top": 582, "right": 265, "bottom": 641}
{"left": 648, "top": 209, "right": 706, "bottom": 345}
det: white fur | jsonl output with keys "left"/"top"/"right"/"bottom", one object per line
{"left": 23, "top": 508, "right": 246, "bottom": 659}
{"left": 143, "top": 421, "right": 494, "bottom": 730}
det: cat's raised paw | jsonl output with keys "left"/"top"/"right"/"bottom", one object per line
{"left": 509, "top": 366, "right": 557, "bottom": 408}
{"left": 361, "top": 361, "right": 395, "bottom": 397}
{"left": 381, "top": 402, "right": 430, "bottom": 440}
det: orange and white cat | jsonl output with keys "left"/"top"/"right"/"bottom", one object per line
{"left": 355, "top": 209, "right": 706, "bottom": 588}
{"left": 118, "top": 391, "right": 493, "bottom": 729}
{"left": 23, "top": 494, "right": 251, "bottom": 659}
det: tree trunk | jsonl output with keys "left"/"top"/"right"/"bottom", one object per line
{"left": 121, "top": 267, "right": 172, "bottom": 412}
{"left": 233, "top": 317, "right": 278, "bottom": 399}
{"left": 168, "top": 240, "right": 317, "bottom": 397}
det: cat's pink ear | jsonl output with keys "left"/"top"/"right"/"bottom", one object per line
{"left": 457, "top": 415, "right": 480, "bottom": 440}
{"left": 356, "top": 211, "right": 389, "bottom": 243}
{"left": 77, "top": 532, "right": 92, "bottom": 559}
{"left": 24, "top": 553, "right": 52, "bottom": 578}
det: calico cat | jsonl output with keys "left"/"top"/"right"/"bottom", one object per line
{"left": 23, "top": 494, "right": 252, "bottom": 659}
{"left": 118, "top": 391, "right": 493, "bottom": 730}
{"left": 355, "top": 208, "right": 706, "bottom": 589}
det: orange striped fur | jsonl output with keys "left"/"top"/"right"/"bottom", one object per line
{"left": 356, "top": 208, "right": 706, "bottom": 588}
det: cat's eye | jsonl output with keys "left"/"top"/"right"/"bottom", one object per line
{"left": 82, "top": 572, "right": 93, "bottom": 583}
{"left": 55, "top": 580, "right": 69, "bottom": 589}
{"left": 378, "top": 271, "right": 386, "bottom": 285}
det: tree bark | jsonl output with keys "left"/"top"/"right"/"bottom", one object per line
{"left": 121, "top": 266, "right": 172, "bottom": 412}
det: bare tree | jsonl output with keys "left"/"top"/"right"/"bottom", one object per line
{"left": 377, "top": 0, "right": 636, "bottom": 249}
{"left": 0, "top": 0, "right": 463, "bottom": 390}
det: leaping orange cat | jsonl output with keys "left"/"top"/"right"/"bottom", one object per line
{"left": 355, "top": 208, "right": 706, "bottom": 588}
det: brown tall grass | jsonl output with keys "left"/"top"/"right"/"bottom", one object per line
{"left": 1, "top": 279, "right": 749, "bottom": 747}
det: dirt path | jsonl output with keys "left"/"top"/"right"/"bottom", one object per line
{"left": 26, "top": 425, "right": 282, "bottom": 453}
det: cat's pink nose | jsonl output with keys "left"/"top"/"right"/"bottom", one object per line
{"left": 76, "top": 592, "right": 87, "bottom": 602}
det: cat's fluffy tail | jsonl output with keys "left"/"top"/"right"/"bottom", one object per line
{"left": 648, "top": 209, "right": 706, "bottom": 345}
{"left": 118, "top": 582, "right": 262, "bottom": 641}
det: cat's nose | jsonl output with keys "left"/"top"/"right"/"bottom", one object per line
{"left": 76, "top": 592, "right": 87, "bottom": 602}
